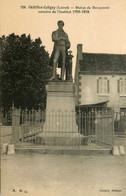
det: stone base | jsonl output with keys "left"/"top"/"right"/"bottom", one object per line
{"left": 40, "top": 81, "right": 79, "bottom": 145}
{"left": 43, "top": 110, "right": 78, "bottom": 133}
{"left": 35, "top": 132, "right": 84, "bottom": 146}
{"left": 43, "top": 81, "right": 78, "bottom": 133}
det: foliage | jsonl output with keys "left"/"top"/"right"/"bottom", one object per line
{"left": 0, "top": 33, "right": 52, "bottom": 110}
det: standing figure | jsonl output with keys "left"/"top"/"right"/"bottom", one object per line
{"left": 50, "top": 20, "right": 71, "bottom": 80}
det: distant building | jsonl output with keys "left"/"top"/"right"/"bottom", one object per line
{"left": 75, "top": 44, "right": 126, "bottom": 112}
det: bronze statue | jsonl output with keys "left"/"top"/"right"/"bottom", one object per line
{"left": 50, "top": 20, "right": 71, "bottom": 80}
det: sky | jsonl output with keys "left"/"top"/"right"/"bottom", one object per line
{"left": 0, "top": 0, "right": 126, "bottom": 75}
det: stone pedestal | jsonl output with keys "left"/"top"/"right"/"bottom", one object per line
{"left": 44, "top": 81, "right": 78, "bottom": 133}
{"left": 45, "top": 81, "right": 77, "bottom": 110}
{"left": 36, "top": 81, "right": 83, "bottom": 145}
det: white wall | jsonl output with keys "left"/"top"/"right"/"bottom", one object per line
{"left": 79, "top": 74, "right": 126, "bottom": 108}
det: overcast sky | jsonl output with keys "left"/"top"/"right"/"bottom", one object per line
{"left": 0, "top": 0, "right": 126, "bottom": 75}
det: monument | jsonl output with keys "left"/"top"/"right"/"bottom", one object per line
{"left": 36, "top": 21, "right": 83, "bottom": 145}
{"left": 50, "top": 20, "right": 71, "bottom": 81}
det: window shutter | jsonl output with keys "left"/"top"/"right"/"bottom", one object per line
{"left": 117, "top": 80, "right": 120, "bottom": 93}
{"left": 125, "top": 80, "right": 126, "bottom": 93}
{"left": 97, "top": 79, "right": 99, "bottom": 93}
{"left": 107, "top": 80, "right": 109, "bottom": 93}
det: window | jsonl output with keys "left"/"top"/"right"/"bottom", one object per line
{"left": 118, "top": 78, "right": 126, "bottom": 95}
{"left": 97, "top": 77, "right": 109, "bottom": 95}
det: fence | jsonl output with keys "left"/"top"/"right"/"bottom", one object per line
{"left": 114, "top": 111, "right": 126, "bottom": 134}
{"left": 76, "top": 107, "right": 114, "bottom": 146}
{"left": 12, "top": 108, "right": 44, "bottom": 144}
{"left": 0, "top": 108, "right": 12, "bottom": 125}
{"left": 12, "top": 107, "right": 114, "bottom": 149}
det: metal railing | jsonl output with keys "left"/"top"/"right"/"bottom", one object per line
{"left": 0, "top": 108, "right": 12, "bottom": 125}
{"left": 12, "top": 107, "right": 114, "bottom": 149}
{"left": 114, "top": 111, "right": 126, "bottom": 134}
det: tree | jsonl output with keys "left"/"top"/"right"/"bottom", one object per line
{"left": 0, "top": 33, "right": 52, "bottom": 111}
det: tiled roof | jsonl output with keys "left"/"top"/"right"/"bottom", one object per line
{"left": 80, "top": 53, "right": 126, "bottom": 72}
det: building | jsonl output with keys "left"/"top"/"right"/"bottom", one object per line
{"left": 75, "top": 44, "right": 126, "bottom": 112}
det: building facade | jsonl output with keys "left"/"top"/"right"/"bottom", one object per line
{"left": 75, "top": 44, "right": 126, "bottom": 112}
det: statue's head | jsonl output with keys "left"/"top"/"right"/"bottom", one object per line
{"left": 57, "top": 20, "right": 64, "bottom": 29}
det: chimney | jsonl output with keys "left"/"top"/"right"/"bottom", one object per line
{"left": 77, "top": 44, "right": 83, "bottom": 61}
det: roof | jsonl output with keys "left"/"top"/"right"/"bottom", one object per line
{"left": 75, "top": 101, "right": 109, "bottom": 111}
{"left": 79, "top": 53, "right": 126, "bottom": 72}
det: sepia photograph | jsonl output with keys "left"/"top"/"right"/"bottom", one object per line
{"left": 0, "top": 0, "right": 126, "bottom": 195}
